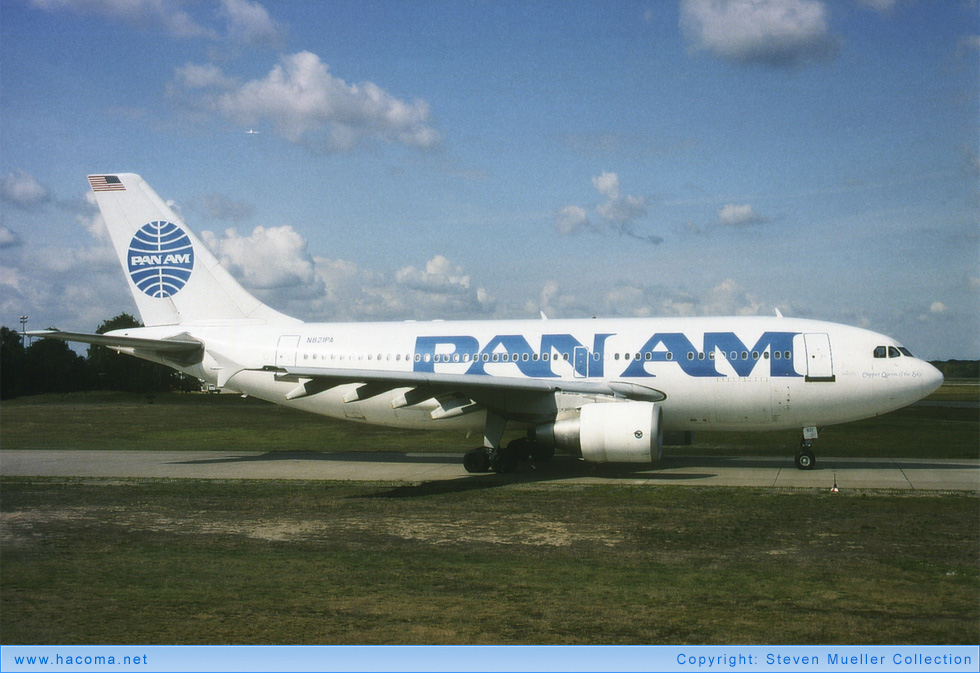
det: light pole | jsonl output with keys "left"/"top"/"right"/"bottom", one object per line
{"left": 19, "top": 315, "right": 28, "bottom": 345}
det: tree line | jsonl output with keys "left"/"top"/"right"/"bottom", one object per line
{"left": 1, "top": 313, "right": 196, "bottom": 400}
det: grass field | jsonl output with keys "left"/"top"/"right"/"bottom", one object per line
{"left": 2, "top": 479, "right": 977, "bottom": 645}
{"left": 1, "top": 386, "right": 977, "bottom": 645}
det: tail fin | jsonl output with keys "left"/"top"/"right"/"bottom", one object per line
{"left": 89, "top": 173, "right": 297, "bottom": 327}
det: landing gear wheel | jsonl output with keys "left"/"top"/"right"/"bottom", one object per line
{"left": 795, "top": 449, "right": 816, "bottom": 470}
{"left": 489, "top": 448, "right": 519, "bottom": 474}
{"left": 463, "top": 448, "right": 491, "bottom": 473}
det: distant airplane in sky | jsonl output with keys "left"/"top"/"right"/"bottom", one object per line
{"left": 245, "top": 129, "right": 259, "bottom": 134}
{"left": 31, "top": 174, "right": 944, "bottom": 473}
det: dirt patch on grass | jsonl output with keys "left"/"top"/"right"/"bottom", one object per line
{"left": 2, "top": 505, "right": 624, "bottom": 549}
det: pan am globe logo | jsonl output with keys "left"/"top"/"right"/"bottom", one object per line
{"left": 127, "top": 221, "right": 195, "bottom": 298}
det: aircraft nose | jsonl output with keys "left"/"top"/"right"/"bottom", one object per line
{"left": 920, "top": 361, "right": 944, "bottom": 398}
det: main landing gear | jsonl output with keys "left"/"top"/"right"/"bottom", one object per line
{"left": 463, "top": 438, "right": 555, "bottom": 474}
{"left": 794, "top": 426, "right": 818, "bottom": 470}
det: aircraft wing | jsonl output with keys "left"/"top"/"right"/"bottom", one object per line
{"left": 281, "top": 365, "right": 665, "bottom": 419}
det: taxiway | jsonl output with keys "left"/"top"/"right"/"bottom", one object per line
{"left": 1, "top": 450, "right": 977, "bottom": 491}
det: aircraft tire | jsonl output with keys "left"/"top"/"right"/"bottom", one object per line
{"left": 794, "top": 449, "right": 816, "bottom": 471}
{"left": 489, "top": 448, "right": 519, "bottom": 474}
{"left": 463, "top": 448, "right": 491, "bottom": 473}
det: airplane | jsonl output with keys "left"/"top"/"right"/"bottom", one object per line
{"left": 246, "top": 129, "right": 260, "bottom": 135}
{"left": 31, "top": 173, "right": 944, "bottom": 473}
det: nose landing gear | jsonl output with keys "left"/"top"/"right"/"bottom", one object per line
{"left": 795, "top": 426, "right": 819, "bottom": 470}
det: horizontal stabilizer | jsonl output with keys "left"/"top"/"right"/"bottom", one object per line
{"left": 27, "top": 329, "right": 202, "bottom": 354}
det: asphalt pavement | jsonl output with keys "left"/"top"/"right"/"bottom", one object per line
{"left": 2, "top": 450, "right": 977, "bottom": 491}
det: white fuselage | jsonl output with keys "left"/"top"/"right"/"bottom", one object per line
{"left": 117, "top": 315, "right": 944, "bottom": 435}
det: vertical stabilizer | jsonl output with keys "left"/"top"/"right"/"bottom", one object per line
{"left": 89, "top": 174, "right": 297, "bottom": 327}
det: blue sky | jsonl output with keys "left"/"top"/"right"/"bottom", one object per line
{"left": 1, "top": 0, "right": 977, "bottom": 359}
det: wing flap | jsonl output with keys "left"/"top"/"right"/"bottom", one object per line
{"left": 283, "top": 365, "right": 666, "bottom": 402}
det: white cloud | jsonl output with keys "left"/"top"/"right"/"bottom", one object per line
{"left": 680, "top": 0, "right": 839, "bottom": 67}
{"left": 219, "top": 0, "right": 285, "bottom": 48}
{"left": 604, "top": 279, "right": 772, "bottom": 318}
{"left": 200, "top": 225, "right": 321, "bottom": 293}
{"left": 30, "top": 0, "right": 214, "bottom": 39}
{"left": 592, "top": 172, "right": 621, "bottom": 201}
{"left": 31, "top": 0, "right": 285, "bottom": 46}
{"left": 702, "top": 278, "right": 768, "bottom": 316}
{"left": 523, "top": 279, "right": 594, "bottom": 318}
{"left": 717, "top": 203, "right": 767, "bottom": 226}
{"left": 194, "top": 222, "right": 492, "bottom": 322}
{"left": 593, "top": 172, "right": 649, "bottom": 224}
{"left": 556, "top": 172, "right": 661, "bottom": 245}
{"left": 0, "top": 236, "right": 134, "bottom": 332}
{"left": 78, "top": 192, "right": 110, "bottom": 242}
{"left": 555, "top": 205, "right": 590, "bottom": 235}
{"left": 929, "top": 301, "right": 948, "bottom": 315}
{"left": 0, "top": 170, "right": 49, "bottom": 209}
{"left": 391, "top": 256, "right": 494, "bottom": 315}
{"left": 174, "top": 51, "right": 441, "bottom": 153}
{"left": 0, "top": 225, "right": 23, "bottom": 248}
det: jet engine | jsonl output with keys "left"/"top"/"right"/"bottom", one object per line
{"left": 534, "top": 401, "right": 663, "bottom": 464}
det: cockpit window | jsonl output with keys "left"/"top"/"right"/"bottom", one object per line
{"left": 875, "top": 345, "right": 912, "bottom": 358}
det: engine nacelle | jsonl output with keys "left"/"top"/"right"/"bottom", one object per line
{"left": 535, "top": 401, "right": 664, "bottom": 464}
